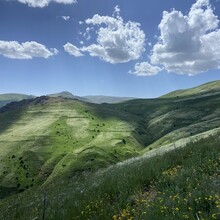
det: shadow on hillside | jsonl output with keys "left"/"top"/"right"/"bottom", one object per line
{"left": 0, "top": 99, "right": 33, "bottom": 135}
{"left": 86, "top": 93, "right": 220, "bottom": 148}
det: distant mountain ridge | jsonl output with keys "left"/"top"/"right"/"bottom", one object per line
{"left": 0, "top": 92, "right": 136, "bottom": 108}
{"left": 0, "top": 93, "right": 35, "bottom": 108}
{"left": 82, "top": 95, "right": 135, "bottom": 104}
{"left": 1, "top": 80, "right": 220, "bottom": 108}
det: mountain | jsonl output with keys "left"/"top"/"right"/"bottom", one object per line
{"left": 0, "top": 80, "right": 220, "bottom": 219}
{"left": 0, "top": 92, "right": 134, "bottom": 108}
{"left": 0, "top": 93, "right": 35, "bottom": 108}
{"left": 83, "top": 95, "right": 135, "bottom": 104}
{"left": 47, "top": 91, "right": 76, "bottom": 99}
{"left": 47, "top": 91, "right": 88, "bottom": 102}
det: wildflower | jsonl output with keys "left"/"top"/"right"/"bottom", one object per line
{"left": 112, "top": 215, "right": 117, "bottom": 220}
{"left": 211, "top": 213, "right": 217, "bottom": 219}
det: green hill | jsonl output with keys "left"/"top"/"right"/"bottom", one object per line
{"left": 0, "top": 80, "right": 220, "bottom": 219}
{"left": 0, "top": 96, "right": 141, "bottom": 196}
{"left": 0, "top": 132, "right": 219, "bottom": 220}
{"left": 161, "top": 80, "right": 220, "bottom": 98}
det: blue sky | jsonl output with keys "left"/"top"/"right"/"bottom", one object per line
{"left": 0, "top": 0, "right": 220, "bottom": 97}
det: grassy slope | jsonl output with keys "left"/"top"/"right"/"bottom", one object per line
{"left": 0, "top": 81, "right": 220, "bottom": 219}
{"left": 0, "top": 133, "right": 219, "bottom": 220}
{"left": 161, "top": 80, "right": 220, "bottom": 98}
{"left": 112, "top": 91, "right": 220, "bottom": 150}
{"left": 1, "top": 84, "right": 220, "bottom": 193}
{"left": 0, "top": 96, "right": 141, "bottom": 198}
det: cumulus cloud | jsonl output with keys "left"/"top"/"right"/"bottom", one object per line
{"left": 65, "top": 6, "right": 146, "bottom": 64}
{"left": 82, "top": 11, "right": 145, "bottom": 64}
{"left": 17, "top": 0, "right": 77, "bottom": 8}
{"left": 0, "top": 40, "right": 58, "bottom": 59}
{"left": 129, "top": 62, "right": 162, "bottom": 76}
{"left": 150, "top": 0, "right": 220, "bottom": 75}
{"left": 61, "top": 16, "right": 70, "bottom": 21}
{"left": 63, "top": 42, "right": 84, "bottom": 57}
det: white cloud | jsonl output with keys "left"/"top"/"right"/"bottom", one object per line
{"left": 63, "top": 42, "right": 84, "bottom": 57}
{"left": 61, "top": 16, "right": 70, "bottom": 21}
{"left": 113, "top": 5, "right": 121, "bottom": 17}
{"left": 0, "top": 40, "right": 58, "bottom": 59}
{"left": 83, "top": 27, "right": 93, "bottom": 41}
{"left": 129, "top": 62, "right": 162, "bottom": 76}
{"left": 17, "top": 0, "right": 76, "bottom": 7}
{"left": 150, "top": 0, "right": 220, "bottom": 75}
{"left": 66, "top": 7, "right": 145, "bottom": 64}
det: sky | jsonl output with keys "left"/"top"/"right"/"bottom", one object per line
{"left": 0, "top": 0, "right": 220, "bottom": 98}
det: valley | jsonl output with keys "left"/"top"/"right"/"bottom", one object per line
{"left": 0, "top": 81, "right": 220, "bottom": 219}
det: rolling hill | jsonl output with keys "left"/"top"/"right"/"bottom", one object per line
{"left": 0, "top": 80, "right": 220, "bottom": 219}
{"left": 161, "top": 80, "right": 220, "bottom": 98}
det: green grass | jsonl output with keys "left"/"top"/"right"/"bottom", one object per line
{"left": 0, "top": 97, "right": 141, "bottom": 198}
{"left": 1, "top": 81, "right": 220, "bottom": 219}
{"left": 0, "top": 134, "right": 219, "bottom": 220}
{"left": 0, "top": 90, "right": 220, "bottom": 194}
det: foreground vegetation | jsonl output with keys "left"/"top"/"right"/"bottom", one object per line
{"left": 0, "top": 134, "right": 219, "bottom": 219}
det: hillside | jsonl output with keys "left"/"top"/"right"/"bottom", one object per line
{"left": 0, "top": 81, "right": 220, "bottom": 219}
{"left": 0, "top": 96, "right": 142, "bottom": 197}
{"left": 0, "top": 132, "right": 219, "bottom": 220}
{"left": 161, "top": 80, "right": 220, "bottom": 98}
